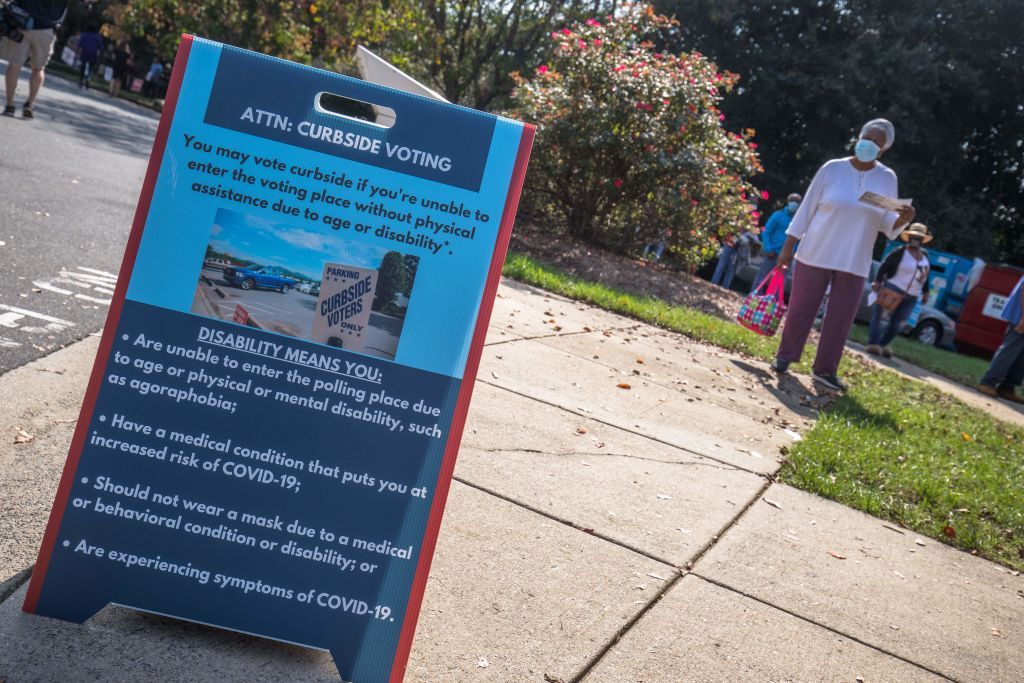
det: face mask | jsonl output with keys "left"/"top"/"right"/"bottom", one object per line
{"left": 854, "top": 139, "right": 880, "bottom": 163}
{"left": 787, "top": 202, "right": 800, "bottom": 213}
{"left": 909, "top": 238, "right": 923, "bottom": 248}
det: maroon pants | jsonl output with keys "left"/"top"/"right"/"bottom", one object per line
{"left": 776, "top": 262, "right": 865, "bottom": 375}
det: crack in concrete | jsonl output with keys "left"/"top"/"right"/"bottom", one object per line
{"left": 0, "top": 565, "right": 32, "bottom": 606}
{"left": 468, "top": 446, "right": 738, "bottom": 471}
{"left": 483, "top": 324, "right": 640, "bottom": 348}
{"left": 532, "top": 335, "right": 803, "bottom": 427}
{"left": 476, "top": 380, "right": 771, "bottom": 478}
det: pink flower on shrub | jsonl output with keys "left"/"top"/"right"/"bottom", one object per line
{"left": 537, "top": 65, "right": 548, "bottom": 74}
{"left": 718, "top": 113, "right": 725, "bottom": 121}
{"left": 585, "top": 18, "right": 599, "bottom": 26}
{"left": 613, "top": 179, "right": 623, "bottom": 188}
{"left": 691, "top": 199, "right": 699, "bottom": 206}
{"left": 578, "top": 40, "right": 587, "bottom": 48}
{"left": 751, "top": 210, "right": 760, "bottom": 219}
{"left": 760, "top": 190, "right": 769, "bottom": 200}
{"left": 593, "top": 39, "right": 602, "bottom": 46}
{"left": 749, "top": 142, "right": 758, "bottom": 149}
{"left": 561, "top": 28, "right": 571, "bottom": 35}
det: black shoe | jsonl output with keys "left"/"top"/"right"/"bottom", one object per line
{"left": 2, "top": 105, "right": 14, "bottom": 116}
{"left": 22, "top": 103, "right": 34, "bottom": 119}
{"left": 813, "top": 371, "right": 847, "bottom": 392}
{"left": 770, "top": 358, "right": 790, "bottom": 373}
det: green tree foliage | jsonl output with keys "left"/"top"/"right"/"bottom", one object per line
{"left": 373, "top": 251, "right": 409, "bottom": 312}
{"left": 369, "top": 0, "right": 601, "bottom": 109}
{"left": 657, "top": 0, "right": 1024, "bottom": 263}
{"left": 104, "top": 1, "right": 394, "bottom": 71}
{"left": 510, "top": 5, "right": 763, "bottom": 267}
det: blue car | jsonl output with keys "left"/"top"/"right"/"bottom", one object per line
{"left": 223, "top": 266, "right": 296, "bottom": 293}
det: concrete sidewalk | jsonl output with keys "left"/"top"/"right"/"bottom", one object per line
{"left": 1, "top": 280, "right": 1021, "bottom": 681}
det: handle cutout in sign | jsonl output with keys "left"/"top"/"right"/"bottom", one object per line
{"left": 316, "top": 91, "right": 396, "bottom": 129}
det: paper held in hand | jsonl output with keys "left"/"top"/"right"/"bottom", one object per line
{"left": 859, "top": 192, "right": 913, "bottom": 212}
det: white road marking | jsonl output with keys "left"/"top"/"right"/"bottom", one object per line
{"left": 33, "top": 280, "right": 73, "bottom": 295}
{"left": 0, "top": 312, "right": 25, "bottom": 328}
{"left": 0, "top": 336, "right": 20, "bottom": 348}
{"left": 32, "top": 265, "right": 115, "bottom": 306}
{"left": 76, "top": 266, "right": 119, "bottom": 279}
{"left": 0, "top": 304, "right": 75, "bottom": 333}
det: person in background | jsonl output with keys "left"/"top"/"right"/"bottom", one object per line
{"left": 0, "top": 0, "right": 68, "bottom": 118}
{"left": 76, "top": 23, "right": 103, "bottom": 89}
{"left": 771, "top": 118, "right": 915, "bottom": 391}
{"left": 866, "top": 223, "right": 932, "bottom": 357}
{"left": 142, "top": 56, "right": 163, "bottom": 97}
{"left": 977, "top": 274, "right": 1024, "bottom": 404}
{"left": 751, "top": 192, "right": 801, "bottom": 292}
{"left": 643, "top": 228, "right": 672, "bottom": 261}
{"left": 108, "top": 40, "right": 130, "bottom": 98}
{"left": 711, "top": 232, "right": 739, "bottom": 288}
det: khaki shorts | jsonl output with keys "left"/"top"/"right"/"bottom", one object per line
{"left": 0, "top": 28, "right": 56, "bottom": 71}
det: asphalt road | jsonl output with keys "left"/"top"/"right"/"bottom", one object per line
{"left": 0, "top": 62, "right": 159, "bottom": 374}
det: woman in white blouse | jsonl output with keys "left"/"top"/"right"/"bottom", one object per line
{"left": 867, "top": 223, "right": 932, "bottom": 357}
{"left": 771, "top": 119, "right": 915, "bottom": 391}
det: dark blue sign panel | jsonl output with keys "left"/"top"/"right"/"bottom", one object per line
{"left": 25, "top": 36, "right": 534, "bottom": 683}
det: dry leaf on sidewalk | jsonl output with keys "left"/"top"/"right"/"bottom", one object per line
{"left": 827, "top": 551, "right": 847, "bottom": 560}
{"left": 616, "top": 382, "right": 631, "bottom": 390}
{"left": 762, "top": 498, "right": 783, "bottom": 510}
{"left": 14, "top": 428, "right": 34, "bottom": 444}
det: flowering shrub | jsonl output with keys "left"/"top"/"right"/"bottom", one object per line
{"left": 510, "top": 4, "right": 762, "bottom": 267}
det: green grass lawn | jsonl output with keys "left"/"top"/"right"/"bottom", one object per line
{"left": 846, "top": 324, "right": 990, "bottom": 387}
{"left": 502, "top": 251, "right": 1024, "bottom": 570}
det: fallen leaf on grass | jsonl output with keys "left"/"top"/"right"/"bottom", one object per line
{"left": 962, "top": 432, "right": 972, "bottom": 442}
{"left": 616, "top": 382, "right": 632, "bottom": 390}
{"left": 14, "top": 429, "right": 34, "bottom": 444}
{"left": 762, "top": 498, "right": 783, "bottom": 510}
{"left": 828, "top": 551, "right": 847, "bottom": 560}
{"left": 943, "top": 525, "right": 957, "bottom": 539}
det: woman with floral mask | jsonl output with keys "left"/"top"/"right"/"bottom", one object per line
{"left": 771, "top": 118, "right": 916, "bottom": 391}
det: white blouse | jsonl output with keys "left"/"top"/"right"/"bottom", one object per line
{"left": 786, "top": 158, "right": 903, "bottom": 278}
{"left": 889, "top": 249, "right": 929, "bottom": 296}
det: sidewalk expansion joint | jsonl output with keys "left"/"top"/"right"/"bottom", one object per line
{"left": 688, "top": 573, "right": 958, "bottom": 682}
{"left": 451, "top": 477, "right": 679, "bottom": 569}
{"left": 477, "top": 380, "right": 768, "bottom": 477}
{"left": 569, "top": 479, "right": 776, "bottom": 681}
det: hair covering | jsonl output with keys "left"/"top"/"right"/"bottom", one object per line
{"left": 859, "top": 118, "right": 895, "bottom": 151}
